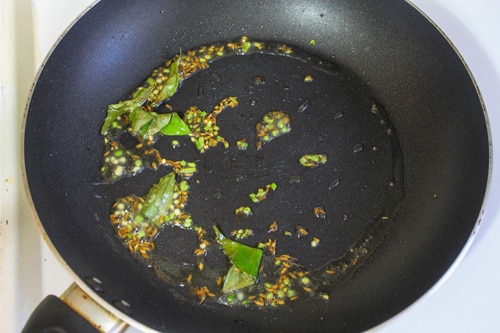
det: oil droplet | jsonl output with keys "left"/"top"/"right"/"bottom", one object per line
{"left": 352, "top": 143, "right": 364, "bottom": 154}
{"left": 333, "top": 111, "right": 343, "bottom": 119}
{"left": 297, "top": 99, "right": 310, "bottom": 113}
{"left": 252, "top": 75, "right": 266, "bottom": 85}
{"left": 328, "top": 178, "right": 340, "bottom": 190}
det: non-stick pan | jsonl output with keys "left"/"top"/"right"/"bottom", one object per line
{"left": 22, "top": 0, "right": 490, "bottom": 332}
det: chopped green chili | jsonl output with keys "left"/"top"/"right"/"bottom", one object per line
{"left": 236, "top": 138, "right": 248, "bottom": 150}
{"left": 184, "top": 97, "right": 238, "bottom": 153}
{"left": 299, "top": 154, "right": 328, "bottom": 168}
{"left": 249, "top": 182, "right": 277, "bottom": 203}
{"left": 311, "top": 237, "right": 321, "bottom": 248}
{"left": 255, "top": 111, "right": 291, "bottom": 149}
{"left": 234, "top": 206, "right": 252, "bottom": 217}
{"left": 230, "top": 228, "right": 255, "bottom": 240}
{"left": 241, "top": 41, "right": 252, "bottom": 54}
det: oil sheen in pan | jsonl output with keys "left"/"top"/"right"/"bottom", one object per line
{"left": 118, "top": 39, "right": 404, "bottom": 308}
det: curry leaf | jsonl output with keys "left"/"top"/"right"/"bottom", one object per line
{"left": 152, "top": 54, "right": 181, "bottom": 106}
{"left": 101, "top": 85, "right": 155, "bottom": 135}
{"left": 130, "top": 109, "right": 190, "bottom": 139}
{"left": 130, "top": 107, "right": 155, "bottom": 136}
{"left": 140, "top": 172, "right": 176, "bottom": 226}
{"left": 149, "top": 113, "right": 174, "bottom": 136}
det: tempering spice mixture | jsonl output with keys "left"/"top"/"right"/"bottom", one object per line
{"left": 99, "top": 36, "right": 398, "bottom": 308}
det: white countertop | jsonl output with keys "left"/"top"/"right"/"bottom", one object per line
{"left": 1, "top": 0, "right": 499, "bottom": 332}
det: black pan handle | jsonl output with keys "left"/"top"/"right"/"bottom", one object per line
{"left": 22, "top": 295, "right": 99, "bottom": 333}
{"left": 22, "top": 283, "right": 128, "bottom": 333}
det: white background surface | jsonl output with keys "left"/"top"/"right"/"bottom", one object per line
{"left": 1, "top": 0, "right": 499, "bottom": 332}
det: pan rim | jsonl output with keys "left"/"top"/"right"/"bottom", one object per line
{"left": 371, "top": 0, "right": 493, "bottom": 330}
{"left": 21, "top": 0, "right": 492, "bottom": 331}
{"left": 19, "top": 0, "right": 160, "bottom": 331}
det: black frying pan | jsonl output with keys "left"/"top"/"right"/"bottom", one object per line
{"left": 22, "top": 0, "right": 489, "bottom": 332}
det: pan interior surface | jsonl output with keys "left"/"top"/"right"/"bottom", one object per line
{"left": 101, "top": 45, "right": 404, "bottom": 305}
{"left": 23, "top": 0, "right": 489, "bottom": 332}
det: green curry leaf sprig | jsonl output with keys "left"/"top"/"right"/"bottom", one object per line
{"left": 101, "top": 55, "right": 189, "bottom": 140}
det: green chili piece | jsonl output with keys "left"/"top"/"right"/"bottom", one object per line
{"left": 137, "top": 229, "right": 146, "bottom": 239}
{"left": 213, "top": 225, "right": 263, "bottom": 293}
{"left": 235, "top": 206, "right": 252, "bottom": 217}
{"left": 178, "top": 162, "right": 197, "bottom": 175}
{"left": 236, "top": 139, "right": 248, "bottom": 150}
{"left": 255, "top": 110, "right": 291, "bottom": 149}
{"left": 248, "top": 183, "right": 277, "bottom": 203}
{"left": 249, "top": 193, "right": 258, "bottom": 203}
{"left": 179, "top": 180, "right": 189, "bottom": 192}
{"left": 241, "top": 41, "right": 252, "bottom": 54}
{"left": 223, "top": 266, "right": 255, "bottom": 293}
{"left": 299, "top": 154, "right": 328, "bottom": 168}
